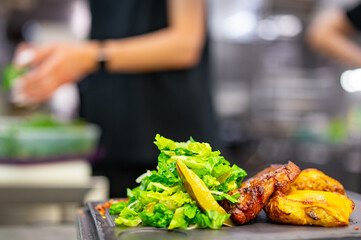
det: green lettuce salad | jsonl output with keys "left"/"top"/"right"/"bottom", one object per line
{"left": 109, "top": 134, "right": 247, "bottom": 229}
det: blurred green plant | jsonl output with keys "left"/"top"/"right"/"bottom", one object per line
{"left": 326, "top": 118, "right": 348, "bottom": 144}
{"left": 2, "top": 64, "right": 27, "bottom": 91}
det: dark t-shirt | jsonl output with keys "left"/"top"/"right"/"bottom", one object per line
{"left": 346, "top": 2, "right": 361, "bottom": 30}
{"left": 79, "top": 0, "right": 217, "bottom": 166}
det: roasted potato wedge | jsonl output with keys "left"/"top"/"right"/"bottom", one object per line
{"left": 264, "top": 190, "right": 354, "bottom": 227}
{"left": 290, "top": 169, "right": 345, "bottom": 194}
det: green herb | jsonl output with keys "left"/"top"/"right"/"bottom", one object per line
{"left": 112, "top": 134, "right": 247, "bottom": 229}
{"left": 2, "top": 64, "right": 27, "bottom": 91}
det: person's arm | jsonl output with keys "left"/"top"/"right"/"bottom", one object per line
{"left": 12, "top": 0, "right": 206, "bottom": 104}
{"left": 104, "top": 0, "right": 206, "bottom": 72}
{"left": 307, "top": 9, "right": 361, "bottom": 67}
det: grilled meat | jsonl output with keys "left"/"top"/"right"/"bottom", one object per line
{"left": 242, "top": 164, "right": 282, "bottom": 182}
{"left": 222, "top": 175, "right": 276, "bottom": 225}
{"left": 221, "top": 161, "right": 301, "bottom": 225}
{"left": 241, "top": 161, "right": 301, "bottom": 193}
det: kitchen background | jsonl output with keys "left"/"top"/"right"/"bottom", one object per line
{"left": 0, "top": 0, "right": 361, "bottom": 231}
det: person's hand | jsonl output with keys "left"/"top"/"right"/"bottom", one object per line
{"left": 12, "top": 42, "right": 99, "bottom": 104}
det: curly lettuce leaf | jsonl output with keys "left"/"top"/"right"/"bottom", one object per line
{"left": 114, "top": 208, "right": 141, "bottom": 227}
{"left": 139, "top": 203, "right": 174, "bottom": 228}
{"left": 188, "top": 209, "right": 231, "bottom": 230}
{"left": 204, "top": 210, "right": 231, "bottom": 230}
{"left": 109, "top": 201, "right": 129, "bottom": 215}
{"left": 137, "top": 185, "right": 194, "bottom": 210}
{"left": 211, "top": 191, "right": 241, "bottom": 204}
{"left": 168, "top": 207, "right": 188, "bottom": 229}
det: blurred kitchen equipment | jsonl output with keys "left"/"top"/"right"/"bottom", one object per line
{"left": 0, "top": 114, "right": 100, "bottom": 162}
{"left": 0, "top": 113, "right": 104, "bottom": 225}
{"left": 0, "top": 160, "right": 109, "bottom": 225}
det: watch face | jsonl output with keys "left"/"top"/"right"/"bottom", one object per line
{"left": 97, "top": 43, "right": 108, "bottom": 62}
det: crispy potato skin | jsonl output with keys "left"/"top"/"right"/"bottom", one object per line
{"left": 221, "top": 161, "right": 301, "bottom": 225}
{"left": 264, "top": 190, "right": 355, "bottom": 227}
{"left": 290, "top": 169, "right": 345, "bottom": 194}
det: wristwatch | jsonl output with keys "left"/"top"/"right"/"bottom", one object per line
{"left": 97, "top": 41, "right": 108, "bottom": 70}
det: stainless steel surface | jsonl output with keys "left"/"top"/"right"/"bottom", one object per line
{"left": 0, "top": 224, "right": 76, "bottom": 240}
{"left": 0, "top": 185, "right": 91, "bottom": 204}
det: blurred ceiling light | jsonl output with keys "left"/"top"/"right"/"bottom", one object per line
{"left": 340, "top": 69, "right": 361, "bottom": 93}
{"left": 275, "top": 15, "right": 302, "bottom": 38}
{"left": 222, "top": 11, "right": 257, "bottom": 39}
{"left": 257, "top": 19, "right": 279, "bottom": 41}
{"left": 70, "top": 0, "right": 90, "bottom": 40}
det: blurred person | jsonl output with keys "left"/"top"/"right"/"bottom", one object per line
{"left": 307, "top": 2, "right": 361, "bottom": 67}
{"left": 12, "top": 0, "right": 217, "bottom": 197}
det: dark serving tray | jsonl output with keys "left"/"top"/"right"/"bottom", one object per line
{"left": 77, "top": 191, "right": 361, "bottom": 240}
